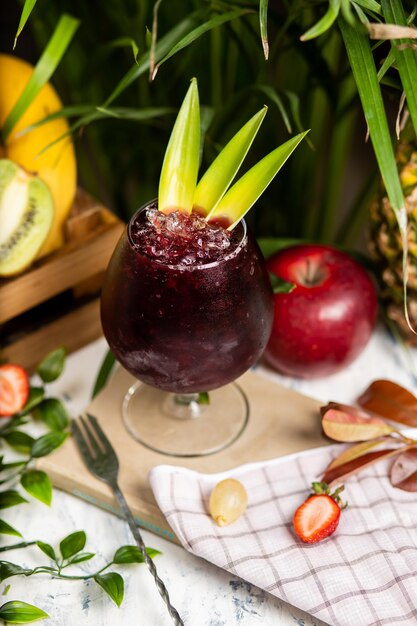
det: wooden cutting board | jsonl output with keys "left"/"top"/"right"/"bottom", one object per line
{"left": 38, "top": 367, "right": 328, "bottom": 544}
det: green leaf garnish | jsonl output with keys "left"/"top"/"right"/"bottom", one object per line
{"left": 36, "top": 541, "right": 56, "bottom": 561}
{"left": 208, "top": 131, "right": 309, "bottom": 229}
{"left": 0, "top": 600, "right": 48, "bottom": 623}
{"left": 113, "top": 545, "right": 161, "bottom": 564}
{"left": 59, "top": 531, "right": 86, "bottom": 560}
{"left": 3, "top": 431, "right": 35, "bottom": 454}
{"left": 0, "top": 490, "right": 28, "bottom": 510}
{"left": 193, "top": 107, "right": 267, "bottom": 216}
{"left": 94, "top": 572, "right": 124, "bottom": 607}
{"left": 33, "top": 398, "right": 69, "bottom": 431}
{"left": 18, "top": 388, "right": 45, "bottom": 417}
{"left": 31, "top": 432, "right": 68, "bottom": 458}
{"left": 36, "top": 347, "right": 67, "bottom": 383}
{"left": 158, "top": 78, "right": 200, "bottom": 214}
{"left": 0, "top": 520, "right": 23, "bottom": 538}
{"left": 21, "top": 470, "right": 52, "bottom": 506}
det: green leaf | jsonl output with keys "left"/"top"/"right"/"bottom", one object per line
{"left": 31, "top": 431, "right": 68, "bottom": 458}
{"left": 0, "top": 458, "right": 27, "bottom": 472}
{"left": 353, "top": 0, "right": 382, "bottom": 15}
{"left": 381, "top": 0, "right": 417, "bottom": 137}
{"left": 18, "top": 388, "right": 45, "bottom": 417}
{"left": 36, "top": 541, "right": 56, "bottom": 561}
{"left": 301, "top": 0, "right": 342, "bottom": 41}
{"left": 0, "top": 520, "right": 22, "bottom": 538}
{"left": 193, "top": 107, "right": 267, "bottom": 216}
{"left": 0, "top": 490, "right": 28, "bottom": 510}
{"left": 0, "top": 601, "right": 48, "bottom": 623}
{"left": 158, "top": 78, "right": 200, "bottom": 214}
{"left": 208, "top": 131, "right": 309, "bottom": 229}
{"left": 2, "top": 15, "right": 80, "bottom": 141}
{"left": 113, "top": 545, "right": 161, "bottom": 564}
{"left": 3, "top": 431, "right": 35, "bottom": 454}
{"left": 103, "top": 13, "right": 201, "bottom": 108}
{"left": 21, "top": 470, "right": 52, "bottom": 506}
{"left": 94, "top": 572, "right": 124, "bottom": 607}
{"left": 36, "top": 347, "right": 67, "bottom": 383}
{"left": 67, "top": 552, "right": 95, "bottom": 565}
{"left": 198, "top": 392, "right": 210, "bottom": 406}
{"left": 14, "top": 0, "right": 38, "bottom": 49}
{"left": 259, "top": 0, "right": 270, "bottom": 59}
{"left": 269, "top": 273, "right": 296, "bottom": 294}
{"left": 33, "top": 398, "right": 68, "bottom": 431}
{"left": 256, "top": 85, "right": 292, "bottom": 133}
{"left": 338, "top": 16, "right": 409, "bottom": 327}
{"left": 105, "top": 36, "right": 140, "bottom": 63}
{"left": 59, "top": 531, "right": 86, "bottom": 560}
{"left": 0, "top": 563, "right": 33, "bottom": 582}
{"left": 153, "top": 8, "right": 249, "bottom": 77}
{"left": 92, "top": 350, "right": 116, "bottom": 399}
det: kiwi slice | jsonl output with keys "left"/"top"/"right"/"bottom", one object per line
{"left": 0, "top": 159, "right": 54, "bottom": 276}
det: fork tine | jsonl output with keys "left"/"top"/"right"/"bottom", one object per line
{"left": 79, "top": 415, "right": 102, "bottom": 458}
{"left": 71, "top": 419, "right": 93, "bottom": 461}
{"left": 86, "top": 413, "right": 117, "bottom": 461}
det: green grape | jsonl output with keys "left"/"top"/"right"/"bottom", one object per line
{"left": 208, "top": 478, "right": 248, "bottom": 526}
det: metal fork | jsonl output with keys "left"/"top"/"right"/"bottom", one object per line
{"left": 71, "top": 413, "right": 184, "bottom": 626}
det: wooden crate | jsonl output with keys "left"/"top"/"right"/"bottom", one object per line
{"left": 0, "top": 189, "right": 125, "bottom": 372}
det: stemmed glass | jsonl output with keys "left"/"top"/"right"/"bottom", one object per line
{"left": 100, "top": 200, "right": 273, "bottom": 457}
{"left": 100, "top": 77, "right": 306, "bottom": 457}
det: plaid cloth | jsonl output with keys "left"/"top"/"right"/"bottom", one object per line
{"left": 149, "top": 446, "right": 417, "bottom": 626}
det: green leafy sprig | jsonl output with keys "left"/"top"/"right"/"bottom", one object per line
{"left": 0, "top": 348, "right": 69, "bottom": 514}
{"left": 0, "top": 531, "right": 160, "bottom": 609}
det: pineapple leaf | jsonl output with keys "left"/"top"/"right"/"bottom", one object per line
{"left": 208, "top": 131, "right": 309, "bottom": 230}
{"left": 381, "top": 0, "right": 417, "bottom": 138}
{"left": 158, "top": 78, "right": 200, "bottom": 215}
{"left": 338, "top": 15, "right": 413, "bottom": 334}
{"left": 194, "top": 106, "right": 268, "bottom": 216}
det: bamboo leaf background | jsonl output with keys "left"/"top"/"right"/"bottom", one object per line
{"left": 1, "top": 0, "right": 416, "bottom": 254}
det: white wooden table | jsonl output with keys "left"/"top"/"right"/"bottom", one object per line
{"left": 3, "top": 324, "right": 416, "bottom": 626}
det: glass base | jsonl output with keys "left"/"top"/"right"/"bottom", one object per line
{"left": 122, "top": 381, "right": 249, "bottom": 457}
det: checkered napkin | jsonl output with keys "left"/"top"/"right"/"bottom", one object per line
{"left": 149, "top": 446, "right": 417, "bottom": 626}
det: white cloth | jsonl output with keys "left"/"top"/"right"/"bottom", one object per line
{"left": 149, "top": 445, "right": 417, "bottom": 626}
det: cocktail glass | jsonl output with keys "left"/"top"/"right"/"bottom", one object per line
{"left": 100, "top": 200, "right": 273, "bottom": 457}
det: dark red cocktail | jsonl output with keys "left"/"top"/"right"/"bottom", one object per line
{"left": 101, "top": 201, "right": 273, "bottom": 395}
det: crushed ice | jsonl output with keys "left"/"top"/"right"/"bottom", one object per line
{"left": 131, "top": 207, "right": 233, "bottom": 265}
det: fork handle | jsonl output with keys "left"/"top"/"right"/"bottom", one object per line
{"left": 113, "top": 483, "right": 184, "bottom": 626}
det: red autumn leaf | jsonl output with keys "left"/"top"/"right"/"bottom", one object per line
{"left": 322, "top": 447, "right": 404, "bottom": 485}
{"left": 357, "top": 379, "right": 417, "bottom": 428}
{"left": 321, "top": 402, "right": 394, "bottom": 442}
{"left": 390, "top": 448, "right": 417, "bottom": 492}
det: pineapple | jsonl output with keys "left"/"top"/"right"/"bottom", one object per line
{"left": 370, "top": 137, "right": 417, "bottom": 344}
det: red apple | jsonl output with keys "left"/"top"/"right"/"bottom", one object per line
{"left": 263, "top": 244, "right": 378, "bottom": 378}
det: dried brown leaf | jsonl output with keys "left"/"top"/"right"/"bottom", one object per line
{"left": 390, "top": 448, "right": 417, "bottom": 492}
{"left": 367, "top": 23, "right": 417, "bottom": 40}
{"left": 322, "top": 447, "right": 404, "bottom": 485}
{"left": 357, "top": 379, "right": 417, "bottom": 428}
{"left": 321, "top": 403, "right": 394, "bottom": 442}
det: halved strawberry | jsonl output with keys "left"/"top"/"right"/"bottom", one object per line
{"left": 0, "top": 364, "right": 30, "bottom": 417}
{"left": 293, "top": 482, "right": 346, "bottom": 544}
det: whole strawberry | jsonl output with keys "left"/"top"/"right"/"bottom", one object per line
{"left": 293, "top": 482, "right": 346, "bottom": 544}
